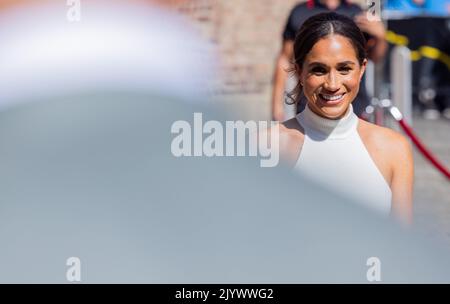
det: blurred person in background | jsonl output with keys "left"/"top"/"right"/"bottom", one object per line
{"left": 267, "top": 13, "right": 413, "bottom": 226}
{"left": 271, "top": 0, "right": 388, "bottom": 121}
{"left": 384, "top": 0, "right": 450, "bottom": 119}
{"left": 384, "top": 0, "right": 450, "bottom": 17}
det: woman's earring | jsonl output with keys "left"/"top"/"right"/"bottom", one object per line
{"left": 284, "top": 91, "right": 295, "bottom": 105}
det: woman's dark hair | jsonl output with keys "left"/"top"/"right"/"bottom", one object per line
{"left": 287, "top": 12, "right": 367, "bottom": 105}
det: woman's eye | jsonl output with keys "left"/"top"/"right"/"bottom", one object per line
{"left": 339, "top": 67, "right": 352, "bottom": 73}
{"left": 311, "top": 67, "right": 326, "bottom": 74}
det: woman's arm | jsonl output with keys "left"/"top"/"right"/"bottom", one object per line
{"left": 354, "top": 13, "right": 388, "bottom": 63}
{"left": 390, "top": 134, "right": 414, "bottom": 227}
{"left": 271, "top": 40, "right": 294, "bottom": 121}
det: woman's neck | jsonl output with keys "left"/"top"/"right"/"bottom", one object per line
{"left": 308, "top": 104, "right": 351, "bottom": 120}
{"left": 297, "top": 103, "right": 357, "bottom": 140}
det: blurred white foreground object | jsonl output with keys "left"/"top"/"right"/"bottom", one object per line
{"left": 0, "top": 0, "right": 216, "bottom": 110}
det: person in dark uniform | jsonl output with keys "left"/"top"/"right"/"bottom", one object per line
{"left": 272, "top": 0, "right": 388, "bottom": 121}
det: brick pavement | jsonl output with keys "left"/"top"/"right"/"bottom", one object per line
{"left": 410, "top": 116, "right": 450, "bottom": 243}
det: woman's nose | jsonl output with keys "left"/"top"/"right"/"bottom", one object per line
{"left": 324, "top": 72, "right": 340, "bottom": 91}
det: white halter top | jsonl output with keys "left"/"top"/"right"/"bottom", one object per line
{"left": 294, "top": 104, "right": 392, "bottom": 216}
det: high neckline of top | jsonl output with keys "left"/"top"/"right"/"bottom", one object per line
{"left": 296, "top": 103, "right": 358, "bottom": 140}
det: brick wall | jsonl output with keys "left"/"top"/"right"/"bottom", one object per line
{"left": 176, "top": 0, "right": 301, "bottom": 94}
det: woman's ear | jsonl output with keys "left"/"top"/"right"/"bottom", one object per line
{"left": 359, "top": 59, "right": 368, "bottom": 80}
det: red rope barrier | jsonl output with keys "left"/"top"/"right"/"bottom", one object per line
{"left": 398, "top": 118, "right": 450, "bottom": 180}
{"left": 362, "top": 104, "right": 449, "bottom": 180}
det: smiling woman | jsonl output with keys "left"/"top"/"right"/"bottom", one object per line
{"left": 276, "top": 12, "right": 414, "bottom": 226}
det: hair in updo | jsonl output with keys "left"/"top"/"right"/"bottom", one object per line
{"left": 286, "top": 12, "right": 367, "bottom": 105}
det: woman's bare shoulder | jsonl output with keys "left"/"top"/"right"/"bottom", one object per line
{"left": 280, "top": 118, "right": 305, "bottom": 166}
{"left": 257, "top": 117, "right": 305, "bottom": 166}
{"left": 358, "top": 119, "right": 412, "bottom": 158}
{"left": 281, "top": 117, "right": 305, "bottom": 137}
{"left": 258, "top": 118, "right": 304, "bottom": 139}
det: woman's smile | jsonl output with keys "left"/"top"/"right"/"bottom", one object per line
{"left": 317, "top": 92, "right": 346, "bottom": 106}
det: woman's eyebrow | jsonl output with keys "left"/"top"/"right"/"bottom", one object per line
{"left": 308, "top": 62, "right": 327, "bottom": 67}
{"left": 308, "top": 61, "right": 356, "bottom": 67}
{"left": 336, "top": 61, "right": 356, "bottom": 66}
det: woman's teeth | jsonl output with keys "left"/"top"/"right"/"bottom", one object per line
{"left": 320, "top": 93, "right": 344, "bottom": 101}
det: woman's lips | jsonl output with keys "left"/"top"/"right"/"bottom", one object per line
{"left": 318, "top": 93, "right": 346, "bottom": 105}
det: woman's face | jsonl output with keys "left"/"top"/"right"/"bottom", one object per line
{"left": 298, "top": 34, "right": 367, "bottom": 119}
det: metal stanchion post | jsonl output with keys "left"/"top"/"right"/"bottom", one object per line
{"left": 390, "top": 46, "right": 413, "bottom": 128}
{"left": 365, "top": 60, "right": 375, "bottom": 98}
